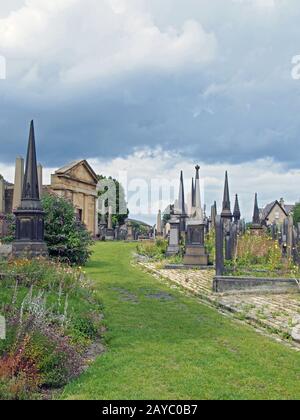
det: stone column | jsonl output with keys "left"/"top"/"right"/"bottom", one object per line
{"left": 156, "top": 210, "right": 162, "bottom": 236}
{"left": 215, "top": 215, "right": 224, "bottom": 276}
{"left": 287, "top": 214, "right": 294, "bottom": 259}
{"left": 108, "top": 206, "right": 112, "bottom": 229}
{"left": 105, "top": 206, "right": 115, "bottom": 240}
{"left": 0, "top": 178, "right": 5, "bottom": 213}
{"left": 12, "top": 157, "right": 24, "bottom": 210}
{"left": 166, "top": 215, "right": 180, "bottom": 256}
{"left": 37, "top": 163, "right": 43, "bottom": 199}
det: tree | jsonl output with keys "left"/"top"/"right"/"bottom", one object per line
{"left": 293, "top": 203, "right": 300, "bottom": 226}
{"left": 97, "top": 175, "right": 129, "bottom": 227}
{"left": 41, "top": 194, "right": 93, "bottom": 265}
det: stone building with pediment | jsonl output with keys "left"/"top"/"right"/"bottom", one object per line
{"left": 48, "top": 160, "right": 99, "bottom": 236}
{"left": 0, "top": 159, "right": 99, "bottom": 238}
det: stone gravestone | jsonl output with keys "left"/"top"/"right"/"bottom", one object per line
{"left": 225, "top": 222, "right": 237, "bottom": 261}
{"left": 287, "top": 214, "right": 294, "bottom": 259}
{"left": 0, "top": 315, "right": 5, "bottom": 340}
{"left": 105, "top": 206, "right": 115, "bottom": 241}
{"left": 225, "top": 229, "right": 232, "bottom": 261}
{"left": 156, "top": 210, "right": 163, "bottom": 237}
{"left": 126, "top": 222, "right": 134, "bottom": 241}
{"left": 183, "top": 220, "right": 209, "bottom": 266}
{"left": 98, "top": 199, "right": 107, "bottom": 240}
{"left": 215, "top": 215, "right": 224, "bottom": 276}
{"left": 166, "top": 214, "right": 180, "bottom": 256}
{"left": 282, "top": 218, "right": 288, "bottom": 257}
{"left": 114, "top": 223, "right": 120, "bottom": 240}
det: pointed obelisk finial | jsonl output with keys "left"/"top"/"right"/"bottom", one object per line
{"left": 191, "top": 177, "right": 195, "bottom": 212}
{"left": 178, "top": 170, "right": 186, "bottom": 215}
{"left": 252, "top": 193, "right": 261, "bottom": 226}
{"left": 221, "top": 171, "right": 232, "bottom": 221}
{"left": 233, "top": 194, "right": 241, "bottom": 222}
{"left": 21, "top": 120, "right": 40, "bottom": 207}
{"left": 194, "top": 165, "right": 203, "bottom": 222}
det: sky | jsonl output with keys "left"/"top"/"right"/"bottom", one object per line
{"left": 0, "top": 0, "right": 300, "bottom": 223}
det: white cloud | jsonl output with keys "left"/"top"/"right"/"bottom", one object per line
{"left": 0, "top": 0, "right": 217, "bottom": 88}
{"left": 2, "top": 148, "right": 299, "bottom": 224}
{"left": 88, "top": 149, "right": 300, "bottom": 222}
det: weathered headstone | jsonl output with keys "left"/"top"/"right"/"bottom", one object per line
{"left": 127, "top": 222, "right": 135, "bottom": 241}
{"left": 287, "top": 214, "right": 294, "bottom": 259}
{"left": 221, "top": 171, "right": 233, "bottom": 230}
{"left": 215, "top": 215, "right": 224, "bottom": 276}
{"left": 0, "top": 315, "right": 5, "bottom": 340}
{"left": 156, "top": 210, "right": 163, "bottom": 237}
{"left": 105, "top": 206, "right": 115, "bottom": 240}
{"left": 166, "top": 214, "right": 180, "bottom": 256}
{"left": 183, "top": 220, "right": 209, "bottom": 266}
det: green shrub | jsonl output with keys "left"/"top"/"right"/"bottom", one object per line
{"left": 0, "top": 259, "right": 103, "bottom": 399}
{"left": 42, "top": 194, "right": 93, "bottom": 265}
{"left": 136, "top": 239, "right": 168, "bottom": 260}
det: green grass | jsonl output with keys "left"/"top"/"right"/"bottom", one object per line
{"left": 61, "top": 242, "right": 300, "bottom": 400}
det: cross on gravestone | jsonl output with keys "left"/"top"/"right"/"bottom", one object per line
{"left": 215, "top": 215, "right": 224, "bottom": 276}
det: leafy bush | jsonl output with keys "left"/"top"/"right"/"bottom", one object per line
{"left": 136, "top": 239, "right": 168, "bottom": 260}
{"left": 42, "top": 194, "right": 93, "bottom": 265}
{"left": 236, "top": 231, "right": 282, "bottom": 268}
{"left": 0, "top": 259, "right": 103, "bottom": 399}
{"left": 1, "top": 213, "right": 15, "bottom": 244}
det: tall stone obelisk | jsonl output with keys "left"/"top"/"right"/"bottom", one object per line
{"left": 12, "top": 121, "right": 48, "bottom": 258}
{"left": 184, "top": 165, "right": 209, "bottom": 266}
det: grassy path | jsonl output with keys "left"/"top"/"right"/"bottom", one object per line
{"left": 61, "top": 242, "right": 300, "bottom": 400}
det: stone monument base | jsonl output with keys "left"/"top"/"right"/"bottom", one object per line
{"left": 166, "top": 244, "right": 180, "bottom": 257}
{"left": 12, "top": 241, "right": 48, "bottom": 259}
{"left": 105, "top": 229, "right": 115, "bottom": 241}
{"left": 183, "top": 245, "right": 209, "bottom": 266}
{"left": 250, "top": 225, "right": 264, "bottom": 236}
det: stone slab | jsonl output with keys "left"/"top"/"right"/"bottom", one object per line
{"left": 213, "top": 276, "right": 299, "bottom": 294}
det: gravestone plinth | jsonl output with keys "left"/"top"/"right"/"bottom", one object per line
{"left": 127, "top": 223, "right": 135, "bottom": 241}
{"left": 13, "top": 208, "right": 48, "bottom": 258}
{"left": 166, "top": 215, "right": 180, "bottom": 256}
{"left": 183, "top": 221, "right": 209, "bottom": 266}
{"left": 105, "top": 229, "right": 115, "bottom": 241}
{"left": 250, "top": 225, "right": 264, "bottom": 236}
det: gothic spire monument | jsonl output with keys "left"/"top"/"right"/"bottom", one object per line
{"left": 183, "top": 165, "right": 209, "bottom": 267}
{"left": 190, "top": 177, "right": 195, "bottom": 216}
{"left": 221, "top": 171, "right": 233, "bottom": 223}
{"left": 252, "top": 193, "right": 262, "bottom": 227}
{"left": 194, "top": 165, "right": 203, "bottom": 222}
{"left": 12, "top": 121, "right": 48, "bottom": 258}
{"left": 177, "top": 171, "right": 187, "bottom": 234}
{"left": 233, "top": 194, "right": 241, "bottom": 223}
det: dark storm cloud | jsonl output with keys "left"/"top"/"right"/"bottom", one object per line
{"left": 0, "top": 0, "right": 300, "bottom": 168}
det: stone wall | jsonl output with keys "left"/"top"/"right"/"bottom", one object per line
{"left": 213, "top": 275, "right": 299, "bottom": 294}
